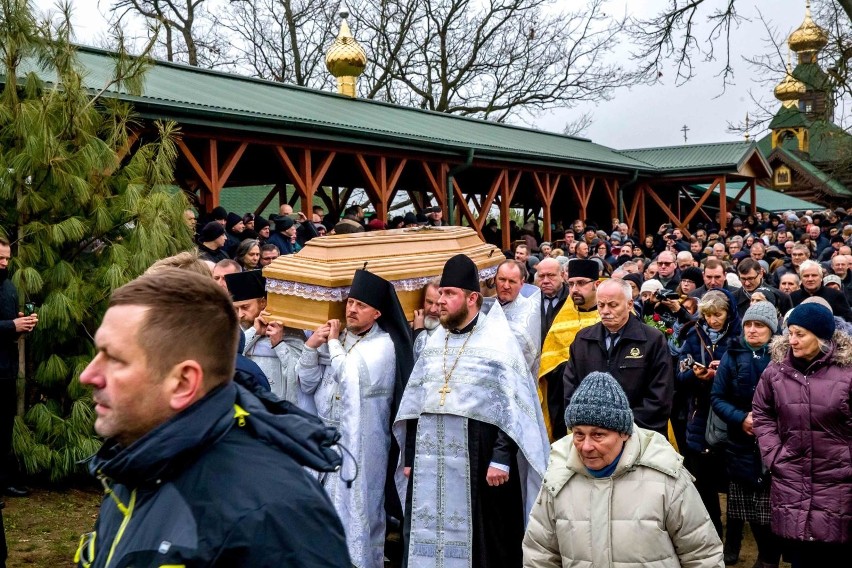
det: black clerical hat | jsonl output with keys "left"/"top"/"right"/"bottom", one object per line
{"left": 440, "top": 254, "right": 480, "bottom": 291}
{"left": 567, "top": 258, "right": 600, "bottom": 280}
{"left": 272, "top": 215, "right": 295, "bottom": 232}
{"left": 225, "top": 270, "right": 266, "bottom": 301}
{"left": 349, "top": 269, "right": 387, "bottom": 311}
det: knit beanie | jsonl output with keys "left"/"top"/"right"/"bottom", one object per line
{"left": 200, "top": 221, "right": 225, "bottom": 243}
{"left": 787, "top": 303, "right": 835, "bottom": 340}
{"left": 565, "top": 372, "right": 633, "bottom": 434}
{"left": 743, "top": 301, "right": 778, "bottom": 332}
{"left": 680, "top": 266, "right": 703, "bottom": 286}
{"left": 225, "top": 212, "right": 242, "bottom": 231}
{"left": 640, "top": 279, "right": 664, "bottom": 294}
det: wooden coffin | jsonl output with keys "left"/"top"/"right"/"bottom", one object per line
{"left": 263, "top": 226, "right": 503, "bottom": 330}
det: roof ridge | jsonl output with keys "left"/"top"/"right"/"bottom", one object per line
{"left": 72, "top": 44, "right": 597, "bottom": 145}
{"left": 619, "top": 140, "right": 753, "bottom": 153}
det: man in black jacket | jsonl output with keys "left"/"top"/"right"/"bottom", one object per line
{"left": 0, "top": 237, "right": 37, "bottom": 499}
{"left": 732, "top": 258, "right": 792, "bottom": 321}
{"left": 77, "top": 269, "right": 349, "bottom": 567}
{"left": 791, "top": 260, "right": 852, "bottom": 322}
{"left": 563, "top": 278, "right": 674, "bottom": 435}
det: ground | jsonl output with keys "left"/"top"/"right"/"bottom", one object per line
{"left": 0, "top": 488, "right": 787, "bottom": 567}
{"left": 3, "top": 486, "right": 101, "bottom": 566}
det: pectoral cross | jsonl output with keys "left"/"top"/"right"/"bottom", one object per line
{"left": 438, "top": 383, "right": 451, "bottom": 406}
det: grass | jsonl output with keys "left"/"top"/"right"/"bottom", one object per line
{"left": 3, "top": 486, "right": 101, "bottom": 566}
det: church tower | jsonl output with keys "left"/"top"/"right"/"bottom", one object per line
{"left": 787, "top": 0, "right": 832, "bottom": 121}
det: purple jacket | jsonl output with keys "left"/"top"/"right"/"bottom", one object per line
{"left": 752, "top": 330, "right": 852, "bottom": 544}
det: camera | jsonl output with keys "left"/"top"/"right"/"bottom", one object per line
{"left": 654, "top": 290, "right": 679, "bottom": 302}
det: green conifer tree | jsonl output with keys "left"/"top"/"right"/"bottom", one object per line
{"left": 0, "top": 0, "right": 194, "bottom": 481}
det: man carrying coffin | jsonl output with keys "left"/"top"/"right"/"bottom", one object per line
{"left": 297, "top": 269, "right": 413, "bottom": 568}
{"left": 393, "top": 254, "right": 549, "bottom": 568}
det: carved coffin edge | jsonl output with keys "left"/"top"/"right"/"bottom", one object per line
{"left": 266, "top": 265, "right": 499, "bottom": 302}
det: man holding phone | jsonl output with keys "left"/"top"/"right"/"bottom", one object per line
{"left": 0, "top": 236, "right": 38, "bottom": 497}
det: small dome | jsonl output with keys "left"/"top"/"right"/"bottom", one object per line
{"left": 788, "top": 1, "right": 828, "bottom": 53}
{"left": 325, "top": 14, "right": 366, "bottom": 78}
{"left": 774, "top": 64, "right": 807, "bottom": 106}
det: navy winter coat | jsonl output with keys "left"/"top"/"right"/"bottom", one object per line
{"left": 710, "top": 338, "right": 772, "bottom": 487}
{"left": 78, "top": 381, "right": 350, "bottom": 567}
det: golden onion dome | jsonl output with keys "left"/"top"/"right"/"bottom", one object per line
{"left": 788, "top": 1, "right": 828, "bottom": 53}
{"left": 774, "top": 61, "right": 807, "bottom": 106}
{"left": 325, "top": 8, "right": 367, "bottom": 79}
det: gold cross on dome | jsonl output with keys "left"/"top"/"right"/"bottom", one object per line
{"left": 438, "top": 383, "right": 451, "bottom": 406}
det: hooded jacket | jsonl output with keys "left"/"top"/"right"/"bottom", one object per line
{"left": 752, "top": 330, "right": 852, "bottom": 545}
{"left": 522, "top": 426, "right": 723, "bottom": 568}
{"left": 676, "top": 287, "right": 742, "bottom": 452}
{"left": 77, "top": 381, "right": 350, "bottom": 567}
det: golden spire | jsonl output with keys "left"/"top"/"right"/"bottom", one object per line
{"left": 774, "top": 50, "right": 806, "bottom": 107}
{"left": 788, "top": 0, "right": 828, "bottom": 53}
{"left": 325, "top": 4, "right": 367, "bottom": 98}
{"left": 744, "top": 113, "right": 750, "bottom": 142}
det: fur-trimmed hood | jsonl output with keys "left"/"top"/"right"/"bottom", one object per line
{"left": 769, "top": 329, "right": 852, "bottom": 367}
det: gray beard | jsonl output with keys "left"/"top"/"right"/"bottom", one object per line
{"left": 424, "top": 316, "right": 441, "bottom": 331}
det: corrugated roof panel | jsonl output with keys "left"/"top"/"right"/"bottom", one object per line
{"left": 55, "top": 49, "right": 652, "bottom": 171}
{"left": 618, "top": 141, "right": 757, "bottom": 170}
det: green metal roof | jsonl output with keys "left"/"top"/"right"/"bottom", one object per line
{"left": 792, "top": 62, "right": 830, "bottom": 90}
{"left": 769, "top": 105, "right": 810, "bottom": 130}
{"left": 775, "top": 146, "right": 852, "bottom": 196}
{"left": 5, "top": 45, "right": 778, "bottom": 179}
{"left": 14, "top": 46, "right": 656, "bottom": 174}
{"left": 618, "top": 141, "right": 769, "bottom": 175}
{"left": 689, "top": 181, "right": 823, "bottom": 212}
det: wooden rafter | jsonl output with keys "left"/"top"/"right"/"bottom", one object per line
{"left": 678, "top": 187, "right": 713, "bottom": 223}
{"left": 644, "top": 184, "right": 692, "bottom": 238}
{"left": 275, "top": 147, "right": 336, "bottom": 213}
{"left": 680, "top": 177, "right": 721, "bottom": 228}
{"left": 355, "top": 155, "right": 407, "bottom": 220}
{"left": 422, "top": 162, "right": 448, "bottom": 214}
{"left": 451, "top": 178, "right": 480, "bottom": 235}
{"left": 534, "top": 172, "right": 561, "bottom": 241}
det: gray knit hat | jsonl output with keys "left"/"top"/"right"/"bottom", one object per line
{"left": 565, "top": 372, "right": 633, "bottom": 434}
{"left": 743, "top": 301, "right": 778, "bottom": 332}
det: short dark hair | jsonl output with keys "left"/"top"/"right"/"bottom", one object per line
{"left": 737, "top": 257, "right": 761, "bottom": 275}
{"left": 344, "top": 205, "right": 362, "bottom": 217}
{"left": 260, "top": 244, "right": 280, "bottom": 255}
{"left": 704, "top": 258, "right": 725, "bottom": 272}
{"left": 109, "top": 269, "right": 238, "bottom": 388}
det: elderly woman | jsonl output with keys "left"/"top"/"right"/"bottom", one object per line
{"left": 710, "top": 302, "right": 781, "bottom": 568}
{"left": 523, "top": 372, "right": 723, "bottom": 567}
{"left": 676, "top": 289, "right": 742, "bottom": 552}
{"left": 752, "top": 304, "right": 852, "bottom": 567}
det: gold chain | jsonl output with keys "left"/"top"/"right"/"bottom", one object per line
{"left": 439, "top": 326, "right": 475, "bottom": 405}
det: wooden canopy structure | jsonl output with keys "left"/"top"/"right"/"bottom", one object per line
{"left": 18, "top": 47, "right": 773, "bottom": 249}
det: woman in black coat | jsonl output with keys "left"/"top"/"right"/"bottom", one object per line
{"left": 711, "top": 300, "right": 781, "bottom": 568}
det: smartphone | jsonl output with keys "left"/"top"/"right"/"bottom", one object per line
{"left": 24, "top": 303, "right": 36, "bottom": 316}
{"left": 692, "top": 361, "right": 706, "bottom": 370}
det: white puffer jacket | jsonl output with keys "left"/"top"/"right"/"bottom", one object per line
{"left": 523, "top": 426, "right": 723, "bottom": 568}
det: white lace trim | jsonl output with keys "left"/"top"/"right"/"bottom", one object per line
{"left": 267, "top": 265, "right": 498, "bottom": 301}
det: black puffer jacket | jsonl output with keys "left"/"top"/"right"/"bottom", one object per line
{"left": 710, "top": 338, "right": 772, "bottom": 487}
{"left": 78, "top": 382, "right": 350, "bottom": 567}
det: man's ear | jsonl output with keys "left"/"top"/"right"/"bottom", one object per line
{"left": 166, "top": 360, "right": 205, "bottom": 412}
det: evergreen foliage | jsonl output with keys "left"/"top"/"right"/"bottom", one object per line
{"left": 0, "top": 0, "right": 194, "bottom": 481}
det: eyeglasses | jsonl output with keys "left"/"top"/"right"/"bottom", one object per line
{"left": 657, "top": 261, "right": 674, "bottom": 266}
{"left": 567, "top": 279, "right": 594, "bottom": 288}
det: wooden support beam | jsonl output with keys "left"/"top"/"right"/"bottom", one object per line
{"left": 176, "top": 139, "right": 213, "bottom": 192}
{"left": 422, "top": 162, "right": 449, "bottom": 219}
{"left": 355, "top": 155, "right": 406, "bottom": 221}
{"left": 255, "top": 184, "right": 281, "bottom": 216}
{"left": 719, "top": 176, "right": 728, "bottom": 234}
{"left": 451, "top": 178, "right": 480, "bottom": 235}
{"left": 475, "top": 170, "right": 505, "bottom": 230}
{"left": 680, "top": 178, "right": 720, "bottom": 228}
{"left": 749, "top": 179, "right": 757, "bottom": 216}
{"left": 679, "top": 187, "right": 713, "bottom": 223}
{"left": 603, "top": 179, "right": 619, "bottom": 220}
{"left": 645, "top": 185, "right": 691, "bottom": 237}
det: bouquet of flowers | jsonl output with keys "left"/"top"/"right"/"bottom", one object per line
{"left": 643, "top": 313, "right": 675, "bottom": 340}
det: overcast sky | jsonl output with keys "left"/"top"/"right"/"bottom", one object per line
{"left": 35, "top": 0, "right": 813, "bottom": 150}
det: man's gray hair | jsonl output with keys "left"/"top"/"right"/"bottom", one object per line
{"left": 676, "top": 251, "right": 693, "bottom": 262}
{"left": 799, "top": 260, "right": 822, "bottom": 275}
{"left": 598, "top": 278, "right": 632, "bottom": 302}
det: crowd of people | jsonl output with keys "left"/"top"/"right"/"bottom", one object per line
{"left": 1, "top": 201, "right": 850, "bottom": 568}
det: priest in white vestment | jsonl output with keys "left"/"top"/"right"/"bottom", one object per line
{"left": 393, "top": 254, "right": 549, "bottom": 568}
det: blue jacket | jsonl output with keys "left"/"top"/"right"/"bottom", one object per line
{"left": 676, "top": 287, "right": 742, "bottom": 452}
{"left": 78, "top": 382, "right": 350, "bottom": 567}
{"left": 710, "top": 338, "right": 772, "bottom": 487}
